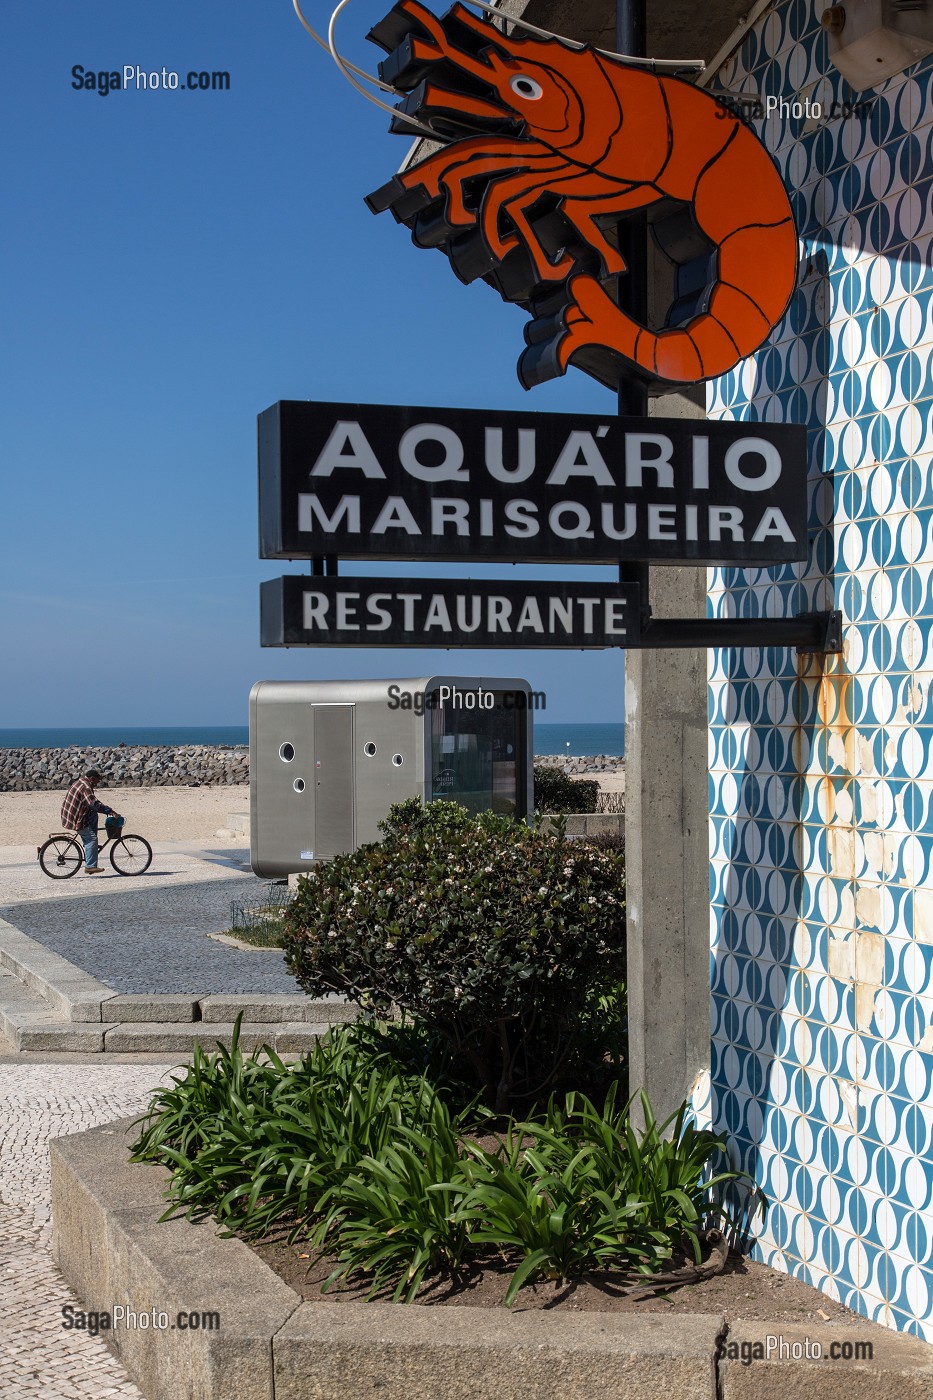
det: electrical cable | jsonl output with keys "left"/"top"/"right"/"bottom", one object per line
{"left": 292, "top": 0, "right": 393, "bottom": 89}
{"left": 327, "top": 0, "right": 444, "bottom": 136}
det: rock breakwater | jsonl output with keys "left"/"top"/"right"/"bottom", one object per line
{"left": 534, "top": 753, "right": 624, "bottom": 775}
{"left": 0, "top": 745, "right": 249, "bottom": 793}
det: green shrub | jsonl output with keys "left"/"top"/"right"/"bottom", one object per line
{"left": 584, "top": 827, "right": 626, "bottom": 855}
{"left": 281, "top": 800, "right": 625, "bottom": 1110}
{"left": 533, "top": 764, "right": 599, "bottom": 813}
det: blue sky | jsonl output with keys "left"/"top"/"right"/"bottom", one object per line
{"left": 3, "top": 1, "right": 626, "bottom": 726}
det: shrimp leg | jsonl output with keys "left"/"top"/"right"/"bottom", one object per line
{"left": 399, "top": 137, "right": 551, "bottom": 206}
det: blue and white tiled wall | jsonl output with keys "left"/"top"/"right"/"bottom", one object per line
{"left": 700, "top": 0, "right": 933, "bottom": 1339}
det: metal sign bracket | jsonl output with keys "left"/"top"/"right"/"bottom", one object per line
{"left": 636, "top": 609, "right": 842, "bottom": 653}
{"left": 619, "top": 561, "right": 842, "bottom": 654}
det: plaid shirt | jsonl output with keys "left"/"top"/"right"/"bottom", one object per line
{"left": 60, "top": 777, "right": 110, "bottom": 831}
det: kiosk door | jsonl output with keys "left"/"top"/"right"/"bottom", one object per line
{"left": 313, "top": 704, "right": 355, "bottom": 856}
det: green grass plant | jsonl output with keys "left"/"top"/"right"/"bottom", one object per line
{"left": 132, "top": 1021, "right": 762, "bottom": 1305}
{"left": 131, "top": 1017, "right": 483, "bottom": 1243}
{"left": 312, "top": 1088, "right": 476, "bottom": 1301}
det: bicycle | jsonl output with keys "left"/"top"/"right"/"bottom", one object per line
{"left": 38, "top": 815, "right": 153, "bottom": 880}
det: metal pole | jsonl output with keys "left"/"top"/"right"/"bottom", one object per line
{"left": 615, "top": 0, "right": 711, "bottom": 1127}
{"left": 615, "top": 0, "right": 646, "bottom": 60}
{"left": 615, "top": 0, "right": 650, "bottom": 615}
{"left": 615, "top": 0, "right": 648, "bottom": 422}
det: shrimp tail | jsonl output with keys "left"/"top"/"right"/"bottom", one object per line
{"left": 520, "top": 236, "right": 797, "bottom": 389}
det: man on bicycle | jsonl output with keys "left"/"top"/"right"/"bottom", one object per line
{"left": 61, "top": 769, "right": 121, "bottom": 874}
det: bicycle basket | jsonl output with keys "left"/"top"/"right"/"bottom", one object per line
{"left": 105, "top": 815, "right": 125, "bottom": 839}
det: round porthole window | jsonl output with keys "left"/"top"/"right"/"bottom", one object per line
{"left": 293, "top": 778, "right": 305, "bottom": 793}
{"left": 363, "top": 742, "right": 377, "bottom": 757}
{"left": 279, "top": 742, "right": 295, "bottom": 762}
{"left": 392, "top": 753, "right": 404, "bottom": 767}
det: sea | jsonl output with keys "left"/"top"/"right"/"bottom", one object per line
{"left": 0, "top": 722, "right": 624, "bottom": 757}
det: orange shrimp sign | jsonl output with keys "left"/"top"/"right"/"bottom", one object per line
{"left": 366, "top": 0, "right": 797, "bottom": 390}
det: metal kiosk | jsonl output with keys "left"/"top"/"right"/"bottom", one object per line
{"left": 249, "top": 676, "right": 534, "bottom": 878}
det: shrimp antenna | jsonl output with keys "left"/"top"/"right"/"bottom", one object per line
{"left": 293, "top": 1, "right": 705, "bottom": 135}
{"left": 292, "top": 0, "right": 447, "bottom": 139}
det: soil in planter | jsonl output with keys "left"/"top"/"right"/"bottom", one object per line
{"left": 248, "top": 1234, "right": 884, "bottom": 1328}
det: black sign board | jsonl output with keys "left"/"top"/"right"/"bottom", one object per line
{"left": 259, "top": 401, "right": 807, "bottom": 567}
{"left": 261, "top": 576, "right": 641, "bottom": 649}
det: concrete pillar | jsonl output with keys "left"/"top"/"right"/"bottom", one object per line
{"left": 625, "top": 393, "right": 709, "bottom": 1122}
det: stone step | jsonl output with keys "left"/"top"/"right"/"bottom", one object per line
{"left": 5, "top": 1010, "right": 328, "bottom": 1055}
{"left": 92, "top": 993, "right": 358, "bottom": 1025}
{"left": 103, "top": 994, "right": 200, "bottom": 1022}
{"left": 11, "top": 1021, "right": 119, "bottom": 1052}
{"left": 0, "top": 917, "right": 115, "bottom": 1022}
{"left": 0, "top": 966, "right": 70, "bottom": 1045}
{"left": 101, "top": 1021, "right": 327, "bottom": 1054}
{"left": 0, "top": 918, "right": 357, "bottom": 1053}
{"left": 199, "top": 993, "right": 357, "bottom": 1025}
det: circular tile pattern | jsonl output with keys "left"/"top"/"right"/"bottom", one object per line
{"left": 702, "top": 8, "right": 933, "bottom": 1345}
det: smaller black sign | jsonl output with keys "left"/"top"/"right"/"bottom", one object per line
{"left": 261, "top": 576, "right": 640, "bottom": 649}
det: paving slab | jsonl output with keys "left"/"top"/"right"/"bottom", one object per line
{"left": 274, "top": 1303, "right": 723, "bottom": 1400}
{"left": 719, "top": 1322, "right": 933, "bottom": 1399}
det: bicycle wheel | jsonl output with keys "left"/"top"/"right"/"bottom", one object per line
{"left": 39, "top": 836, "right": 83, "bottom": 879}
{"left": 109, "top": 835, "right": 153, "bottom": 876}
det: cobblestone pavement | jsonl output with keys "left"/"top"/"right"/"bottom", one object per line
{"left": 0, "top": 873, "right": 301, "bottom": 996}
{"left": 0, "top": 1062, "right": 177, "bottom": 1398}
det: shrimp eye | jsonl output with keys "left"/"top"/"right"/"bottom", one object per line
{"left": 509, "top": 75, "right": 543, "bottom": 100}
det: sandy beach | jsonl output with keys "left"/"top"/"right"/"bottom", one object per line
{"left": 0, "top": 769, "right": 623, "bottom": 848}
{"left": 0, "top": 786, "right": 247, "bottom": 847}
